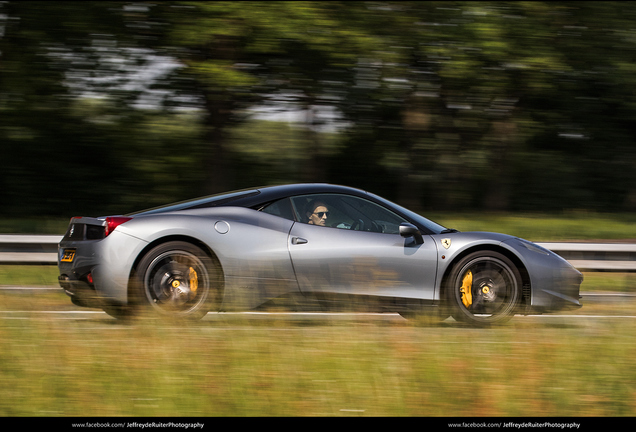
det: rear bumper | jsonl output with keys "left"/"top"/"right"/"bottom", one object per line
{"left": 58, "top": 230, "right": 148, "bottom": 307}
{"left": 58, "top": 274, "right": 104, "bottom": 308}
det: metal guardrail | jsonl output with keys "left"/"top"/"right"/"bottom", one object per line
{"left": 0, "top": 235, "right": 61, "bottom": 265}
{"left": 1, "top": 235, "right": 636, "bottom": 271}
{"left": 536, "top": 242, "right": 636, "bottom": 271}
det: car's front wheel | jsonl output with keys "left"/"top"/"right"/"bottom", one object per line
{"left": 132, "top": 241, "right": 221, "bottom": 320}
{"left": 446, "top": 251, "right": 521, "bottom": 326}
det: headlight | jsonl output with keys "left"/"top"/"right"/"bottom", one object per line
{"left": 517, "top": 238, "right": 551, "bottom": 255}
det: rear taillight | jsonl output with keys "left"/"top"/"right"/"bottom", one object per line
{"left": 104, "top": 216, "right": 133, "bottom": 237}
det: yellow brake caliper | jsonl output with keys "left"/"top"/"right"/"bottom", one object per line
{"left": 188, "top": 267, "right": 198, "bottom": 295}
{"left": 460, "top": 270, "right": 473, "bottom": 309}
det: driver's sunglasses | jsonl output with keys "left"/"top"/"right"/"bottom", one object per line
{"left": 313, "top": 211, "right": 329, "bottom": 218}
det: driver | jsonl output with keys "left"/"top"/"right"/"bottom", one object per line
{"left": 306, "top": 200, "right": 329, "bottom": 227}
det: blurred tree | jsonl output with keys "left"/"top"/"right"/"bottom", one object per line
{"left": 0, "top": 2, "right": 205, "bottom": 215}
{"left": 138, "top": 1, "right": 388, "bottom": 193}
{"left": 4, "top": 1, "right": 636, "bottom": 218}
{"left": 331, "top": 2, "right": 580, "bottom": 211}
{"left": 332, "top": 1, "right": 636, "bottom": 212}
{"left": 0, "top": 2, "right": 130, "bottom": 215}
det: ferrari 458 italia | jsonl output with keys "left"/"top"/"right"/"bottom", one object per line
{"left": 58, "top": 184, "right": 582, "bottom": 325}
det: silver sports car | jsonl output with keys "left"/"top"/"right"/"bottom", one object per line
{"left": 58, "top": 183, "right": 582, "bottom": 325}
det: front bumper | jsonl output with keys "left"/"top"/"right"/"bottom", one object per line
{"left": 529, "top": 261, "right": 584, "bottom": 313}
{"left": 503, "top": 238, "right": 583, "bottom": 314}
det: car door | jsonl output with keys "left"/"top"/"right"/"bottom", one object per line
{"left": 286, "top": 194, "right": 438, "bottom": 300}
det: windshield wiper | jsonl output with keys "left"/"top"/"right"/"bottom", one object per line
{"left": 440, "top": 228, "right": 460, "bottom": 234}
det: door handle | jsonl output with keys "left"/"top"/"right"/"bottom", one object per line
{"left": 292, "top": 237, "right": 308, "bottom": 245}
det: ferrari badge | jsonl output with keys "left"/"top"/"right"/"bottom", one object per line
{"left": 441, "top": 238, "right": 451, "bottom": 249}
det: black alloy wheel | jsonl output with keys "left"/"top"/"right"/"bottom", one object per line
{"left": 446, "top": 251, "right": 521, "bottom": 326}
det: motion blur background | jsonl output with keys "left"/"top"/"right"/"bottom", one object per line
{"left": 3, "top": 3, "right": 636, "bottom": 419}
{"left": 2, "top": 1, "right": 636, "bottom": 217}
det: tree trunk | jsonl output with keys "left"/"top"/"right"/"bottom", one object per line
{"left": 483, "top": 120, "right": 516, "bottom": 212}
{"left": 202, "top": 93, "right": 233, "bottom": 194}
{"left": 301, "top": 104, "right": 325, "bottom": 183}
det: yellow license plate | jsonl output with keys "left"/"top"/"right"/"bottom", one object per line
{"left": 61, "top": 249, "right": 76, "bottom": 263}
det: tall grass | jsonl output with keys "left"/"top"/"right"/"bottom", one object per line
{"left": 0, "top": 310, "right": 634, "bottom": 417}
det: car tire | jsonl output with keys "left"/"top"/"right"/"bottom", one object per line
{"left": 445, "top": 251, "right": 521, "bottom": 326}
{"left": 132, "top": 241, "right": 221, "bottom": 320}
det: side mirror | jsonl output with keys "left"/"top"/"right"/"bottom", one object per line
{"left": 399, "top": 223, "right": 423, "bottom": 245}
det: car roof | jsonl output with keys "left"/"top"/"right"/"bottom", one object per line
{"left": 129, "top": 183, "right": 448, "bottom": 234}
{"left": 130, "top": 184, "right": 370, "bottom": 216}
{"left": 247, "top": 183, "right": 369, "bottom": 206}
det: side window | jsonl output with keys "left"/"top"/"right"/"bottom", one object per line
{"left": 340, "top": 195, "right": 407, "bottom": 234}
{"left": 289, "top": 194, "right": 408, "bottom": 234}
{"left": 260, "top": 198, "right": 296, "bottom": 221}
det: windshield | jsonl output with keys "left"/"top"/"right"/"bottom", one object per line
{"left": 129, "top": 189, "right": 260, "bottom": 216}
{"left": 366, "top": 192, "right": 448, "bottom": 234}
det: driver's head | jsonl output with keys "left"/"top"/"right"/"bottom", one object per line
{"left": 306, "top": 200, "right": 329, "bottom": 226}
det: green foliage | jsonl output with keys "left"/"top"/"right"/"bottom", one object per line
{"left": 3, "top": 2, "right": 636, "bottom": 216}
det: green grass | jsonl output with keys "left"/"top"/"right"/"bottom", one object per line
{"left": 579, "top": 272, "right": 636, "bottom": 293}
{"left": 0, "top": 291, "right": 634, "bottom": 417}
{"left": 0, "top": 265, "right": 60, "bottom": 287}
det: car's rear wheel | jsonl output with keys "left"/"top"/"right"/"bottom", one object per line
{"left": 446, "top": 251, "right": 521, "bottom": 326}
{"left": 132, "top": 241, "right": 221, "bottom": 320}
